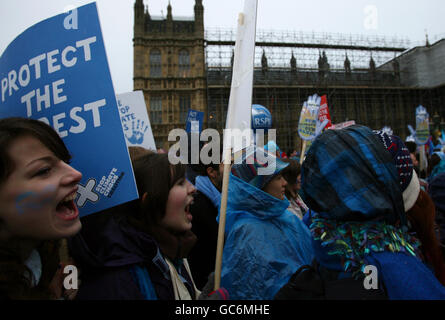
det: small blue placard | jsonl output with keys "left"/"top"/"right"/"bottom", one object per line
{"left": 251, "top": 104, "right": 272, "bottom": 130}
{"left": 186, "top": 109, "right": 204, "bottom": 133}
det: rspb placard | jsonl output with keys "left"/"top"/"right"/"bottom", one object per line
{"left": 0, "top": 2, "right": 138, "bottom": 217}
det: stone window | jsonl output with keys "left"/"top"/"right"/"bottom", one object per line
{"left": 150, "top": 49, "right": 162, "bottom": 77}
{"left": 150, "top": 96, "right": 162, "bottom": 124}
{"left": 179, "top": 95, "right": 191, "bottom": 123}
{"left": 179, "top": 49, "right": 190, "bottom": 77}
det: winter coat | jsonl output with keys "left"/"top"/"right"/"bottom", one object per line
{"left": 220, "top": 174, "right": 314, "bottom": 300}
{"left": 429, "top": 173, "right": 445, "bottom": 245}
{"left": 68, "top": 214, "right": 198, "bottom": 300}
{"left": 188, "top": 190, "right": 219, "bottom": 290}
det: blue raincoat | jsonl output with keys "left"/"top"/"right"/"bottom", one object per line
{"left": 220, "top": 174, "right": 314, "bottom": 300}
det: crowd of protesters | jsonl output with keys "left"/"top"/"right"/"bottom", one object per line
{"left": 1, "top": 116, "right": 445, "bottom": 300}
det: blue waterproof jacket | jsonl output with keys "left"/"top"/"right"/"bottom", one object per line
{"left": 220, "top": 174, "right": 314, "bottom": 300}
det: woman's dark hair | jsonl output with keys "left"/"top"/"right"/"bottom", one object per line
{"left": 428, "top": 153, "right": 442, "bottom": 176}
{"left": 129, "top": 151, "right": 186, "bottom": 228}
{"left": 0, "top": 240, "right": 60, "bottom": 299}
{"left": 0, "top": 117, "right": 70, "bottom": 299}
{"left": 0, "top": 117, "right": 71, "bottom": 185}
{"left": 405, "top": 141, "right": 417, "bottom": 154}
{"left": 281, "top": 159, "right": 301, "bottom": 199}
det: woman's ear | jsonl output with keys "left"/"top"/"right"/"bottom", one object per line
{"left": 141, "top": 192, "right": 149, "bottom": 204}
{"left": 206, "top": 167, "right": 216, "bottom": 179}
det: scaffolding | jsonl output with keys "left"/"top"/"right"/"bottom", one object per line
{"left": 205, "top": 27, "right": 409, "bottom": 70}
{"left": 204, "top": 28, "right": 445, "bottom": 152}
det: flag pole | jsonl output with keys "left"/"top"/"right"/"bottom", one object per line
{"left": 214, "top": 152, "right": 232, "bottom": 290}
{"left": 214, "top": 0, "right": 258, "bottom": 290}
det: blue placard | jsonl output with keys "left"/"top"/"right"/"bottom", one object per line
{"left": 251, "top": 104, "right": 272, "bottom": 130}
{"left": 0, "top": 3, "right": 138, "bottom": 217}
{"left": 186, "top": 109, "right": 204, "bottom": 133}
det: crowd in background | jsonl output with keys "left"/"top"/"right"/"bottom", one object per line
{"left": 1, "top": 117, "right": 445, "bottom": 300}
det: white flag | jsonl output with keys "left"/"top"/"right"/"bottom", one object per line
{"left": 223, "top": 0, "right": 258, "bottom": 156}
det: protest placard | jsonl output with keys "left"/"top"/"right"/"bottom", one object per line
{"left": 297, "top": 94, "right": 329, "bottom": 163}
{"left": 415, "top": 105, "right": 430, "bottom": 146}
{"left": 117, "top": 91, "right": 156, "bottom": 151}
{"left": 318, "top": 95, "right": 332, "bottom": 130}
{"left": 186, "top": 109, "right": 204, "bottom": 133}
{"left": 0, "top": 3, "right": 138, "bottom": 217}
{"left": 298, "top": 94, "right": 325, "bottom": 141}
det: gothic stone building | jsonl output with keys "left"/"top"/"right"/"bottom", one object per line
{"left": 133, "top": 0, "right": 445, "bottom": 152}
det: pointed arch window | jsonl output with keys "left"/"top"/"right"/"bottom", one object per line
{"left": 150, "top": 49, "right": 162, "bottom": 77}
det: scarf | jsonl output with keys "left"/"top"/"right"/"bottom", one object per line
{"left": 308, "top": 211, "right": 421, "bottom": 276}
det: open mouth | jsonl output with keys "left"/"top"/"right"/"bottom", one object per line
{"left": 185, "top": 203, "right": 193, "bottom": 222}
{"left": 56, "top": 192, "right": 79, "bottom": 221}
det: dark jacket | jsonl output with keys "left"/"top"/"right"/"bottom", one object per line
{"left": 68, "top": 213, "right": 195, "bottom": 300}
{"left": 429, "top": 173, "right": 445, "bottom": 245}
{"left": 188, "top": 190, "right": 219, "bottom": 290}
{"left": 274, "top": 261, "right": 388, "bottom": 300}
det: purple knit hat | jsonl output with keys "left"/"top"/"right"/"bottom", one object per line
{"left": 374, "top": 130, "right": 420, "bottom": 211}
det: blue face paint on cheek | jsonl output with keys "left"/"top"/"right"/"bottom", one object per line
{"left": 15, "top": 192, "right": 35, "bottom": 215}
{"left": 15, "top": 185, "right": 57, "bottom": 215}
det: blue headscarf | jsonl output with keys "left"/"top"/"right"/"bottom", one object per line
{"left": 301, "top": 125, "right": 407, "bottom": 226}
{"left": 300, "top": 125, "right": 445, "bottom": 299}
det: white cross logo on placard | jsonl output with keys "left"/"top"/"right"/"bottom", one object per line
{"left": 76, "top": 178, "right": 99, "bottom": 207}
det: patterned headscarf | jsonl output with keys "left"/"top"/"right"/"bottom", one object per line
{"left": 301, "top": 125, "right": 406, "bottom": 225}
{"left": 301, "top": 125, "right": 420, "bottom": 274}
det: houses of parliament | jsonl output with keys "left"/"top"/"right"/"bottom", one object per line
{"left": 133, "top": 0, "right": 445, "bottom": 151}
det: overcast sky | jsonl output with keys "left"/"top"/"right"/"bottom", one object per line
{"left": 1, "top": 0, "right": 444, "bottom": 94}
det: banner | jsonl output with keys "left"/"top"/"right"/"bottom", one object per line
{"left": 415, "top": 105, "right": 429, "bottom": 145}
{"left": 0, "top": 3, "right": 138, "bottom": 217}
{"left": 117, "top": 91, "right": 156, "bottom": 151}
{"left": 318, "top": 95, "right": 332, "bottom": 130}
{"left": 185, "top": 109, "right": 204, "bottom": 133}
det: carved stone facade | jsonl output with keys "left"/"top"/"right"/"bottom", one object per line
{"left": 134, "top": 1, "right": 445, "bottom": 152}
{"left": 133, "top": 0, "right": 206, "bottom": 149}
